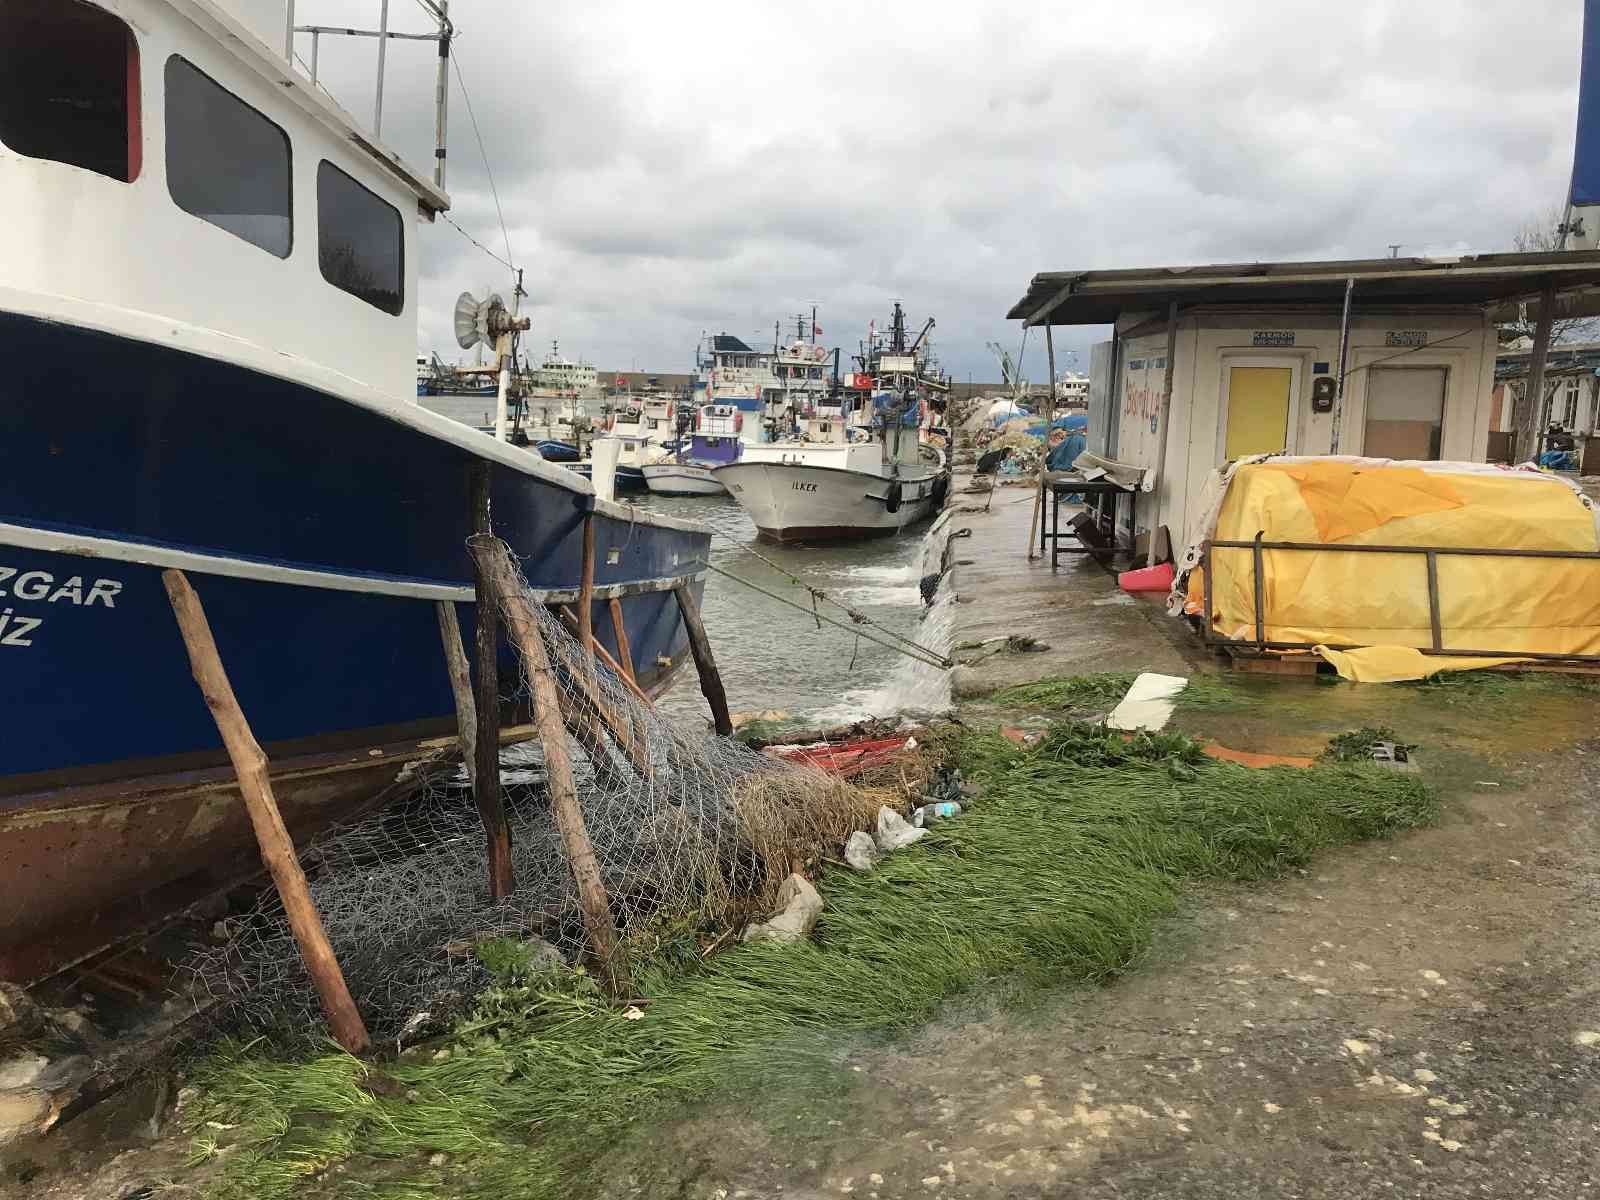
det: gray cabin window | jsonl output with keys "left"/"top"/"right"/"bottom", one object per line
{"left": 316, "top": 161, "right": 404, "bottom": 315}
{"left": 0, "top": 1, "right": 140, "bottom": 183}
{"left": 164, "top": 56, "right": 291, "bottom": 257}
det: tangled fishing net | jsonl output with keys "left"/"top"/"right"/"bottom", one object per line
{"left": 185, "top": 540, "right": 888, "bottom": 1041}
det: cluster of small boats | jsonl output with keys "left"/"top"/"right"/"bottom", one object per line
{"left": 500, "top": 305, "right": 954, "bottom": 543}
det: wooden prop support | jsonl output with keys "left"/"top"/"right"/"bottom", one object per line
{"left": 161, "top": 570, "right": 369, "bottom": 1055}
{"left": 470, "top": 463, "right": 514, "bottom": 901}
{"left": 606, "top": 598, "right": 648, "bottom": 763}
{"left": 559, "top": 606, "right": 656, "bottom": 708}
{"left": 435, "top": 600, "right": 477, "bottom": 792}
{"left": 546, "top": 606, "right": 653, "bottom": 778}
{"left": 607, "top": 597, "right": 637, "bottom": 685}
{"left": 469, "top": 536, "right": 630, "bottom": 995}
{"left": 673, "top": 583, "right": 733, "bottom": 736}
{"left": 578, "top": 512, "right": 598, "bottom": 675}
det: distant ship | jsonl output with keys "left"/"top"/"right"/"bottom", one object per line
{"left": 529, "top": 339, "right": 598, "bottom": 396}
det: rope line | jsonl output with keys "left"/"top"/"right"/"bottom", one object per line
{"left": 451, "top": 47, "right": 514, "bottom": 273}
{"left": 441, "top": 212, "right": 516, "bottom": 270}
{"left": 692, "top": 558, "right": 952, "bottom": 670}
{"left": 709, "top": 530, "right": 945, "bottom": 661}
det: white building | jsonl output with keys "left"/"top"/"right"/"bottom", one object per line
{"left": 1010, "top": 253, "right": 1600, "bottom": 557}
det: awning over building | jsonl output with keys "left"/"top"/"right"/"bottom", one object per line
{"left": 1008, "top": 251, "right": 1600, "bottom": 328}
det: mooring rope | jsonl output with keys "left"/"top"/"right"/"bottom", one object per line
{"left": 690, "top": 557, "right": 953, "bottom": 670}
{"left": 708, "top": 530, "right": 947, "bottom": 664}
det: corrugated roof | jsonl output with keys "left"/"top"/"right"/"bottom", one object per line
{"left": 1008, "top": 251, "right": 1600, "bottom": 327}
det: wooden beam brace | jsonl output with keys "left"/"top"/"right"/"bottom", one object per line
{"left": 435, "top": 600, "right": 477, "bottom": 792}
{"left": 559, "top": 606, "right": 655, "bottom": 708}
{"left": 469, "top": 536, "right": 629, "bottom": 995}
{"left": 608, "top": 597, "right": 637, "bottom": 685}
{"left": 162, "top": 569, "right": 369, "bottom": 1055}
{"left": 470, "top": 463, "right": 514, "bottom": 901}
{"left": 674, "top": 583, "right": 732, "bottom": 736}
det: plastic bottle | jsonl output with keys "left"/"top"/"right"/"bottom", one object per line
{"left": 912, "top": 801, "right": 963, "bottom": 828}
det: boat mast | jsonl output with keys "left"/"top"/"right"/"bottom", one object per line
{"left": 289, "top": 1, "right": 454, "bottom": 189}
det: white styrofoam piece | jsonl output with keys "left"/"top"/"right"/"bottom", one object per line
{"left": 1105, "top": 673, "right": 1189, "bottom": 731}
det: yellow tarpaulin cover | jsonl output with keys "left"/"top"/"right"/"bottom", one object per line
{"left": 1312, "top": 645, "right": 1531, "bottom": 683}
{"left": 1192, "top": 460, "right": 1600, "bottom": 669}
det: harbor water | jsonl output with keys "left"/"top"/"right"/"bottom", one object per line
{"left": 631, "top": 493, "right": 955, "bottom": 726}
{"left": 420, "top": 396, "right": 955, "bottom": 726}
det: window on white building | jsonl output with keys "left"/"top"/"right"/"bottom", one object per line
{"left": 1561, "top": 376, "right": 1581, "bottom": 429}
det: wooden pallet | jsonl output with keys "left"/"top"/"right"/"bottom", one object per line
{"left": 1218, "top": 646, "right": 1322, "bottom": 677}
{"left": 1217, "top": 646, "right": 1600, "bottom": 679}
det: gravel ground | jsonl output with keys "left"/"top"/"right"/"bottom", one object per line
{"left": 595, "top": 742, "right": 1600, "bottom": 1199}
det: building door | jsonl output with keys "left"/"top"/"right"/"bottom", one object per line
{"left": 1365, "top": 366, "right": 1446, "bottom": 460}
{"left": 1223, "top": 365, "right": 1294, "bottom": 459}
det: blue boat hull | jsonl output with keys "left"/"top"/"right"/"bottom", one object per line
{"left": 563, "top": 462, "right": 650, "bottom": 493}
{"left": 0, "top": 310, "right": 706, "bottom": 776}
{"left": 0, "top": 312, "right": 711, "bottom": 979}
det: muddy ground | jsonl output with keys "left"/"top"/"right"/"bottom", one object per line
{"left": 593, "top": 724, "right": 1600, "bottom": 1199}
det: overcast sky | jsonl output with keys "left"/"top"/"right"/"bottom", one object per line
{"left": 281, "top": 0, "right": 1585, "bottom": 384}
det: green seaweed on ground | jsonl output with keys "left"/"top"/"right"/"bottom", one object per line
{"left": 987, "top": 671, "right": 1256, "bottom": 715}
{"left": 188, "top": 723, "right": 1436, "bottom": 1200}
{"left": 732, "top": 717, "right": 798, "bottom": 747}
{"left": 1036, "top": 720, "right": 1206, "bottom": 768}
{"left": 987, "top": 672, "right": 1137, "bottom": 711}
{"left": 1322, "top": 726, "right": 1417, "bottom": 763}
{"left": 1404, "top": 670, "right": 1600, "bottom": 702}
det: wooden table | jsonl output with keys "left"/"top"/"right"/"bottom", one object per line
{"left": 1039, "top": 472, "right": 1133, "bottom": 569}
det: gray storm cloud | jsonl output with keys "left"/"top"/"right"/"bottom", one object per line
{"left": 288, "top": 0, "right": 1583, "bottom": 383}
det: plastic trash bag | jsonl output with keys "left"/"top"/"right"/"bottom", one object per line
{"left": 741, "top": 874, "right": 825, "bottom": 944}
{"left": 844, "top": 831, "right": 881, "bottom": 872}
{"left": 875, "top": 805, "right": 927, "bottom": 852}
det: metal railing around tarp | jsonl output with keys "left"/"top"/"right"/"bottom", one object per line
{"left": 1200, "top": 533, "right": 1600, "bottom": 664}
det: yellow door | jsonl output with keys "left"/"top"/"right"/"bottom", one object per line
{"left": 1225, "top": 366, "right": 1293, "bottom": 459}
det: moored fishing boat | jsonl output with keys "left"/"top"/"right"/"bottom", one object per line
{"left": 714, "top": 304, "right": 950, "bottom": 541}
{"left": 567, "top": 390, "right": 680, "bottom": 492}
{"left": 642, "top": 403, "right": 745, "bottom": 495}
{"left": 0, "top": 0, "right": 710, "bottom": 984}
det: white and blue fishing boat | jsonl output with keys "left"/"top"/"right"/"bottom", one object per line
{"left": 0, "top": 0, "right": 710, "bottom": 984}
{"left": 698, "top": 332, "right": 777, "bottom": 425}
{"left": 566, "top": 392, "right": 677, "bottom": 493}
{"left": 642, "top": 404, "right": 746, "bottom": 495}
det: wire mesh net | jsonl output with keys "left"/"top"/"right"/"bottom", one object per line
{"left": 184, "top": 540, "right": 890, "bottom": 1042}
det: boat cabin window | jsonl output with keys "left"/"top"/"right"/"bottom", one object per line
{"left": 0, "top": 1, "right": 140, "bottom": 183}
{"left": 317, "top": 160, "right": 404, "bottom": 315}
{"left": 165, "top": 56, "right": 291, "bottom": 258}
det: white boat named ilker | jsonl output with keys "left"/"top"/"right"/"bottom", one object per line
{"left": 715, "top": 303, "right": 950, "bottom": 541}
